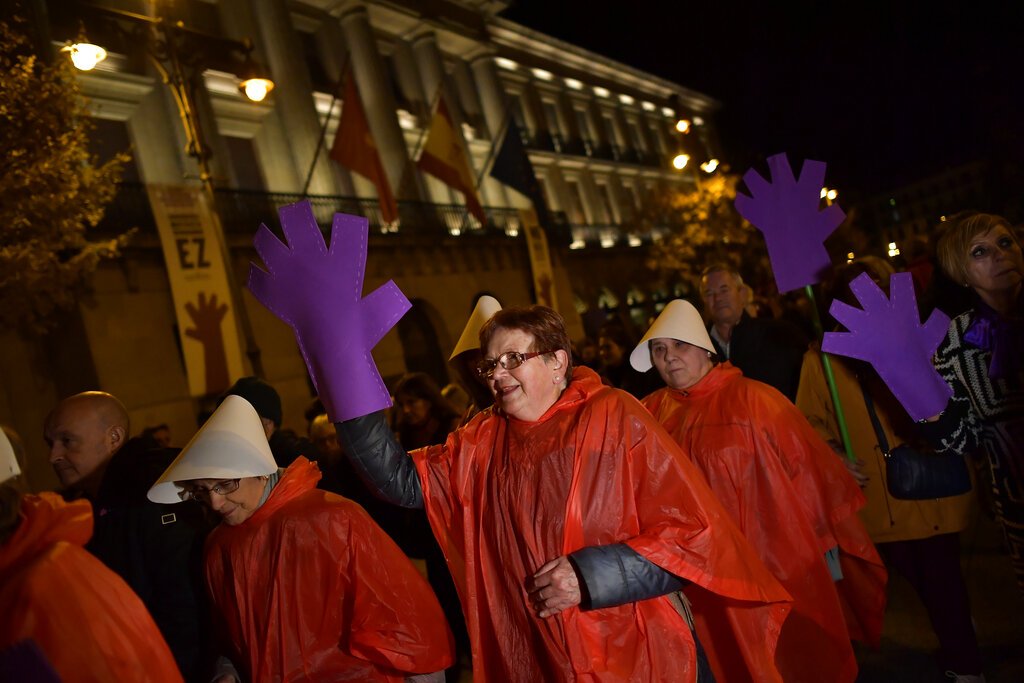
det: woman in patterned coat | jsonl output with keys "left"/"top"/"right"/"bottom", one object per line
{"left": 922, "top": 212, "right": 1023, "bottom": 596}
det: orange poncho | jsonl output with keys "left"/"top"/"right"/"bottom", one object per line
{"left": 0, "top": 492, "right": 182, "bottom": 683}
{"left": 413, "top": 366, "right": 792, "bottom": 682}
{"left": 643, "top": 363, "right": 888, "bottom": 683}
{"left": 204, "top": 457, "right": 454, "bottom": 682}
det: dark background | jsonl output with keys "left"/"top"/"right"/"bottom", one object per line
{"left": 501, "top": 1, "right": 1022, "bottom": 204}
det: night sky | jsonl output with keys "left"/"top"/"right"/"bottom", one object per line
{"left": 501, "top": 2, "right": 1021, "bottom": 203}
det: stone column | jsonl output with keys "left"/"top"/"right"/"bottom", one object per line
{"left": 469, "top": 52, "right": 506, "bottom": 141}
{"left": 391, "top": 40, "right": 429, "bottom": 123}
{"left": 128, "top": 86, "right": 188, "bottom": 184}
{"left": 452, "top": 61, "right": 484, "bottom": 135}
{"left": 242, "top": 0, "right": 338, "bottom": 196}
{"left": 340, "top": 7, "right": 418, "bottom": 199}
{"left": 411, "top": 33, "right": 463, "bottom": 129}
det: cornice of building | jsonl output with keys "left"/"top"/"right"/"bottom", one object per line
{"left": 487, "top": 18, "right": 720, "bottom": 113}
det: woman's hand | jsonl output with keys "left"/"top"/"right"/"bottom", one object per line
{"left": 528, "top": 556, "right": 582, "bottom": 618}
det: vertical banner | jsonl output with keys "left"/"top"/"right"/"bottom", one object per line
{"left": 147, "top": 184, "right": 246, "bottom": 397}
{"left": 521, "top": 208, "right": 559, "bottom": 311}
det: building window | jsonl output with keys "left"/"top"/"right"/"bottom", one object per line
{"left": 627, "top": 117, "right": 647, "bottom": 152}
{"left": 601, "top": 112, "right": 624, "bottom": 148}
{"left": 565, "top": 180, "right": 588, "bottom": 225}
{"left": 647, "top": 121, "right": 667, "bottom": 154}
{"left": 542, "top": 99, "right": 566, "bottom": 150}
{"left": 223, "top": 136, "right": 265, "bottom": 191}
{"left": 595, "top": 182, "right": 619, "bottom": 224}
{"left": 574, "top": 106, "right": 596, "bottom": 153}
{"left": 510, "top": 96, "right": 531, "bottom": 138}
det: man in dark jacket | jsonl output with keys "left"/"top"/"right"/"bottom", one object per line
{"left": 701, "top": 264, "right": 809, "bottom": 401}
{"left": 45, "top": 391, "right": 212, "bottom": 682}
{"left": 223, "top": 376, "right": 315, "bottom": 467}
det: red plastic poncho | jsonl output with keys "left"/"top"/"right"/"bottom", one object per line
{"left": 203, "top": 457, "right": 454, "bottom": 682}
{"left": 412, "top": 366, "right": 792, "bottom": 682}
{"left": 0, "top": 493, "right": 182, "bottom": 683}
{"left": 642, "top": 363, "right": 888, "bottom": 683}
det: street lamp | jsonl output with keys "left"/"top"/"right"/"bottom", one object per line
{"left": 61, "top": 41, "right": 106, "bottom": 70}
{"left": 700, "top": 158, "right": 719, "bottom": 174}
{"left": 672, "top": 153, "right": 690, "bottom": 170}
{"left": 64, "top": 4, "right": 274, "bottom": 377}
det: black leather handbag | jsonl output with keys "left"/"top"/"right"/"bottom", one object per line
{"left": 860, "top": 385, "right": 972, "bottom": 500}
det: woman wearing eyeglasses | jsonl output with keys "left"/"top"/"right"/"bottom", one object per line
{"left": 148, "top": 396, "right": 454, "bottom": 683}
{"left": 336, "top": 304, "right": 793, "bottom": 683}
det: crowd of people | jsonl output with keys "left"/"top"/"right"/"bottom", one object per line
{"left": 1, "top": 210, "right": 1021, "bottom": 682}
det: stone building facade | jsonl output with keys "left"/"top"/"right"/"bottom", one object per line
{"left": 5, "top": 0, "right": 720, "bottom": 490}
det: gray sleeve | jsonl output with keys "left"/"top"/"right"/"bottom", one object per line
{"left": 334, "top": 412, "right": 424, "bottom": 509}
{"left": 569, "top": 543, "right": 685, "bottom": 610}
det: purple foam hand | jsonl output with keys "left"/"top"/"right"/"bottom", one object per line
{"left": 734, "top": 153, "right": 846, "bottom": 292}
{"left": 248, "top": 201, "right": 411, "bottom": 422}
{"left": 822, "top": 272, "right": 953, "bottom": 422}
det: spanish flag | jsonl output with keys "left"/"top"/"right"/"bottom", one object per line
{"left": 329, "top": 69, "right": 398, "bottom": 224}
{"left": 417, "top": 95, "right": 486, "bottom": 225}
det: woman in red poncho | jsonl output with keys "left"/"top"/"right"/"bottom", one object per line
{"left": 147, "top": 395, "right": 454, "bottom": 683}
{"left": 1, "top": 431, "right": 182, "bottom": 683}
{"left": 632, "top": 299, "right": 888, "bottom": 683}
{"left": 336, "top": 305, "right": 794, "bottom": 683}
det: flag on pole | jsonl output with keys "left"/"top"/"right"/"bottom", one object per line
{"left": 329, "top": 69, "right": 398, "bottom": 223}
{"left": 490, "top": 119, "right": 550, "bottom": 227}
{"left": 417, "top": 95, "right": 486, "bottom": 224}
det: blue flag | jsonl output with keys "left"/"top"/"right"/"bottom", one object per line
{"left": 489, "top": 120, "right": 550, "bottom": 227}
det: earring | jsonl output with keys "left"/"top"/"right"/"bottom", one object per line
{"left": 554, "top": 376, "right": 562, "bottom": 383}
{"left": 706, "top": 351, "right": 712, "bottom": 358}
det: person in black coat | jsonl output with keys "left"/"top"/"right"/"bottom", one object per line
{"left": 223, "top": 376, "right": 316, "bottom": 467}
{"left": 701, "top": 264, "right": 809, "bottom": 401}
{"left": 45, "top": 392, "right": 213, "bottom": 682}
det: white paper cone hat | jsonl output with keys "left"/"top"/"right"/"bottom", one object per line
{"left": 0, "top": 428, "right": 20, "bottom": 485}
{"left": 630, "top": 299, "right": 715, "bottom": 372}
{"left": 147, "top": 395, "right": 277, "bottom": 504}
{"left": 449, "top": 295, "right": 502, "bottom": 360}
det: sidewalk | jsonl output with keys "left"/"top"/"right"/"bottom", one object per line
{"left": 856, "top": 511, "right": 1024, "bottom": 682}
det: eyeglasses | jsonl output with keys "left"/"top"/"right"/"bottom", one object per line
{"left": 178, "top": 479, "right": 240, "bottom": 503}
{"left": 475, "top": 350, "right": 554, "bottom": 379}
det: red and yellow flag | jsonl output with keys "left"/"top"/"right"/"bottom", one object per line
{"left": 329, "top": 70, "right": 398, "bottom": 223}
{"left": 417, "top": 96, "right": 486, "bottom": 224}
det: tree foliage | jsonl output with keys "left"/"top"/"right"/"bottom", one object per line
{"left": 643, "top": 172, "right": 776, "bottom": 292}
{"left": 0, "top": 18, "right": 128, "bottom": 334}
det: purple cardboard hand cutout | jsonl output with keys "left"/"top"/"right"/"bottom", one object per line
{"left": 822, "top": 272, "right": 953, "bottom": 422}
{"left": 734, "top": 153, "right": 846, "bottom": 293}
{"left": 247, "top": 201, "right": 411, "bottom": 422}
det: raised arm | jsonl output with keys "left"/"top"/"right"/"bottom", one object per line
{"left": 334, "top": 412, "right": 424, "bottom": 509}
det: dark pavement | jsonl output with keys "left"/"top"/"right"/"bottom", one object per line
{"left": 856, "top": 511, "right": 1024, "bottom": 682}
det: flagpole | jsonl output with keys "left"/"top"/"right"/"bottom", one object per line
{"left": 301, "top": 55, "right": 350, "bottom": 198}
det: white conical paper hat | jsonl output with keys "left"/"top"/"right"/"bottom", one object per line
{"left": 449, "top": 295, "right": 502, "bottom": 360}
{"left": 147, "top": 395, "right": 277, "bottom": 504}
{"left": 0, "top": 428, "right": 20, "bottom": 485}
{"left": 630, "top": 299, "right": 715, "bottom": 372}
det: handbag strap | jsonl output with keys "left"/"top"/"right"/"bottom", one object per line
{"left": 858, "top": 382, "right": 891, "bottom": 455}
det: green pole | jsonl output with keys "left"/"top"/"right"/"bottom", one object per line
{"left": 804, "top": 284, "right": 856, "bottom": 463}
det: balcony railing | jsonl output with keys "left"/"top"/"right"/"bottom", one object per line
{"left": 522, "top": 134, "right": 663, "bottom": 169}
{"left": 567, "top": 223, "right": 668, "bottom": 250}
{"left": 97, "top": 182, "right": 572, "bottom": 245}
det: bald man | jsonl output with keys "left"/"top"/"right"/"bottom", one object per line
{"left": 44, "top": 392, "right": 212, "bottom": 682}
{"left": 45, "top": 392, "right": 129, "bottom": 497}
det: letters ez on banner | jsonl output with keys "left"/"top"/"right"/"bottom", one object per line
{"left": 147, "top": 184, "right": 246, "bottom": 397}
